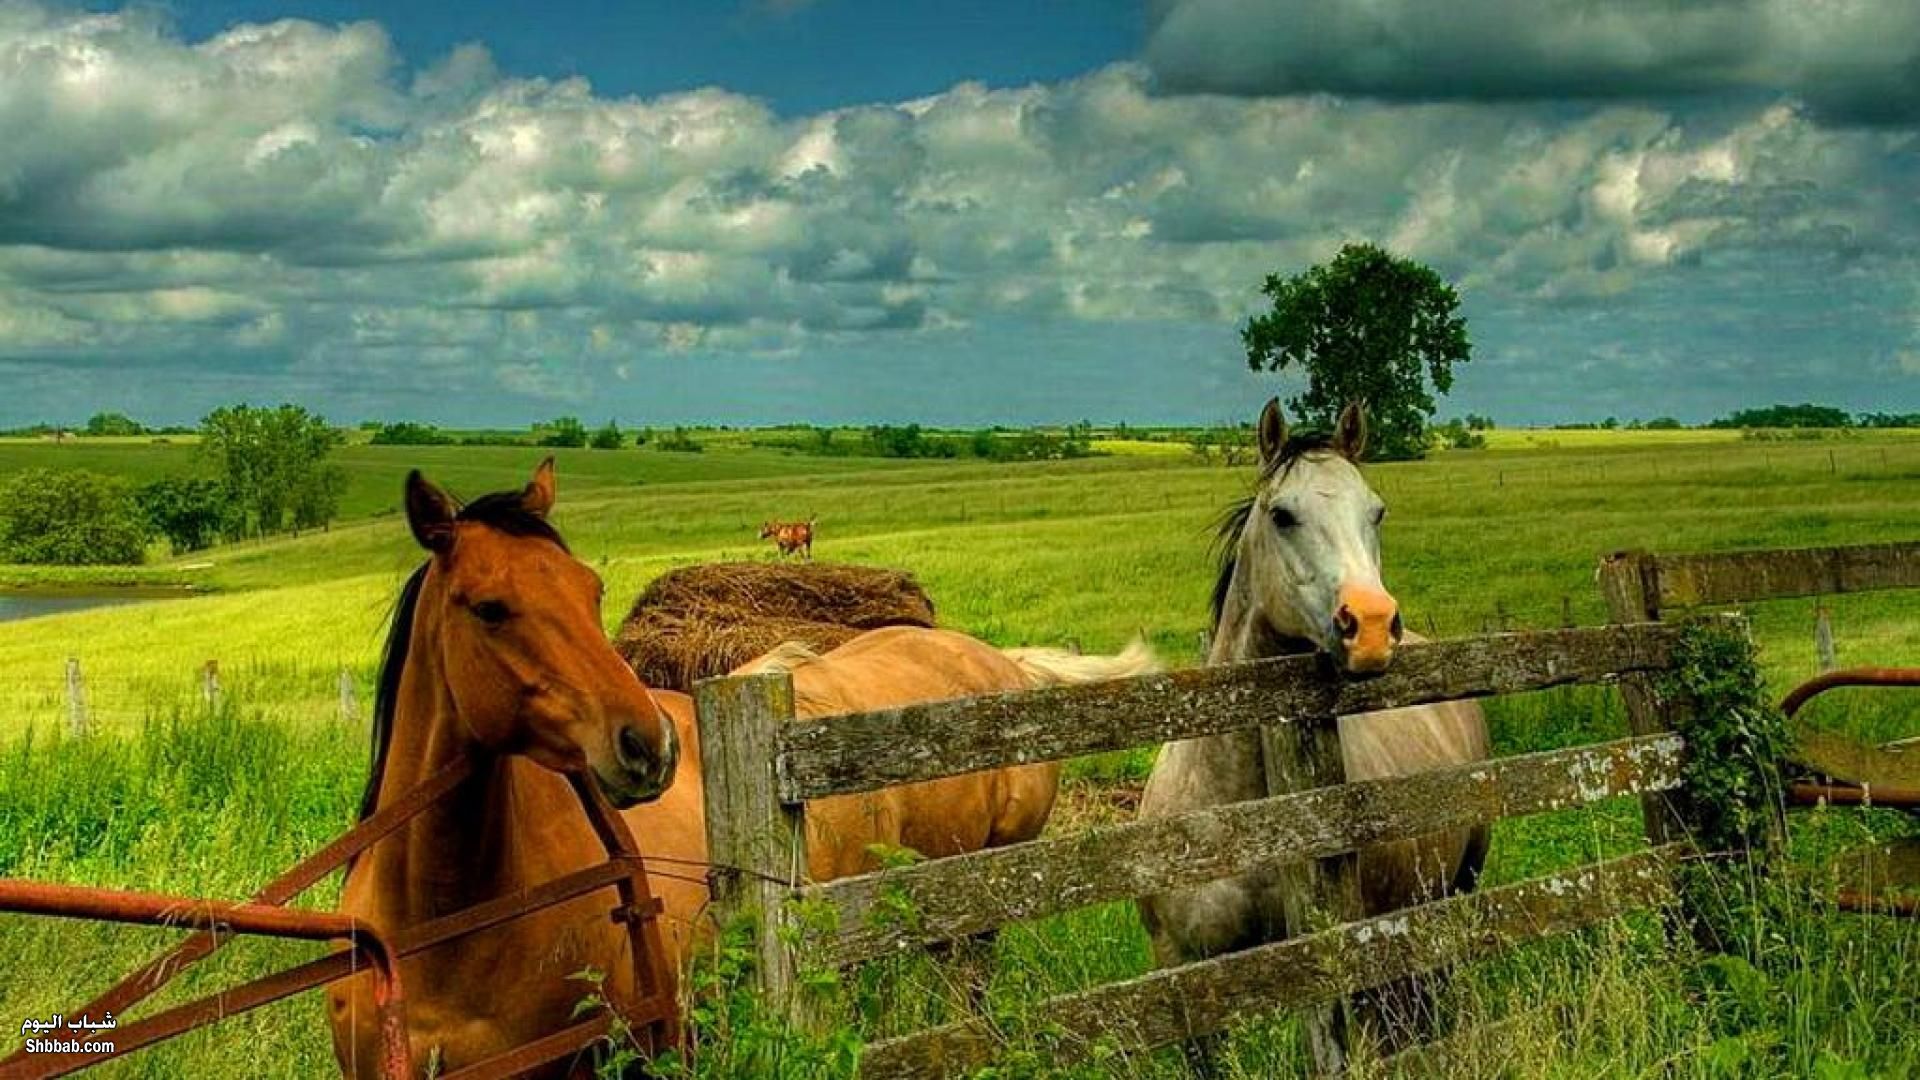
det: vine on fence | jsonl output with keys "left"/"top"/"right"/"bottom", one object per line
{"left": 1659, "top": 619, "right": 1790, "bottom": 855}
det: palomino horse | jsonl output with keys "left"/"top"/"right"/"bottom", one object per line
{"left": 330, "top": 461, "right": 1153, "bottom": 1076}
{"left": 1137, "top": 400, "right": 1490, "bottom": 1066}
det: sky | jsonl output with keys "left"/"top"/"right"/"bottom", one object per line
{"left": 1, "top": 0, "right": 1917, "bottom": 428}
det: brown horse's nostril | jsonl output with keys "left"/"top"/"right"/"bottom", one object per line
{"left": 1390, "top": 611, "right": 1404, "bottom": 642}
{"left": 1335, "top": 604, "right": 1360, "bottom": 641}
{"left": 618, "top": 724, "right": 656, "bottom": 769}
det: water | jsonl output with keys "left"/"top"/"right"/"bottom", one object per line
{"left": 0, "top": 591, "right": 170, "bottom": 623}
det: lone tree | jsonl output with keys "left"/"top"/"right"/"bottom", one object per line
{"left": 198, "top": 404, "right": 346, "bottom": 539}
{"left": 1242, "top": 242, "right": 1471, "bottom": 459}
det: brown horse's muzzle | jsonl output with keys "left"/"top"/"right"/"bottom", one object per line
{"left": 1334, "top": 582, "right": 1402, "bottom": 676}
{"left": 601, "top": 712, "right": 679, "bottom": 808}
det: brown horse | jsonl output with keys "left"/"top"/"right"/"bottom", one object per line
{"left": 330, "top": 461, "right": 1154, "bottom": 1076}
{"left": 759, "top": 517, "right": 815, "bottom": 559}
{"left": 329, "top": 460, "right": 680, "bottom": 1077}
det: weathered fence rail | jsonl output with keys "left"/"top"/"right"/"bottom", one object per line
{"left": 1637, "top": 541, "right": 1920, "bottom": 612}
{"left": 694, "top": 622, "right": 1706, "bottom": 1076}
{"left": 779, "top": 622, "right": 1687, "bottom": 800}
{"left": 1600, "top": 539, "right": 1920, "bottom": 915}
{"left": 860, "top": 846, "right": 1682, "bottom": 1079}
{"left": 809, "top": 733, "right": 1685, "bottom": 967}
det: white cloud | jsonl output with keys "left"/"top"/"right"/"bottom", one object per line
{"left": 0, "top": 0, "right": 1912, "bottom": 413}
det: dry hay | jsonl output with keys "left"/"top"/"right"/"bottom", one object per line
{"left": 615, "top": 561, "right": 937, "bottom": 693}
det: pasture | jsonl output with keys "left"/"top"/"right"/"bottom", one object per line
{"left": 4, "top": 432, "right": 1920, "bottom": 1077}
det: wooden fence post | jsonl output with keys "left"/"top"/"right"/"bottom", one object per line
{"left": 1597, "top": 552, "right": 1688, "bottom": 847}
{"left": 201, "top": 659, "right": 221, "bottom": 710}
{"left": 1814, "top": 605, "right": 1836, "bottom": 672}
{"left": 65, "top": 657, "right": 89, "bottom": 736}
{"left": 1262, "top": 715, "right": 1363, "bottom": 1070}
{"left": 695, "top": 671, "right": 806, "bottom": 1015}
{"left": 339, "top": 668, "right": 359, "bottom": 723}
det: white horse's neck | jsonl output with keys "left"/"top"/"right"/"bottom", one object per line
{"left": 1210, "top": 535, "right": 1316, "bottom": 666}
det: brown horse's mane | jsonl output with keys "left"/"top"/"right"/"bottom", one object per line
{"left": 1209, "top": 429, "right": 1335, "bottom": 630}
{"left": 358, "top": 488, "right": 571, "bottom": 825}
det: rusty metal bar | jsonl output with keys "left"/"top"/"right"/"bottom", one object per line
{"left": 393, "top": 857, "right": 648, "bottom": 956}
{"left": 1789, "top": 781, "right": 1920, "bottom": 809}
{"left": 0, "top": 756, "right": 674, "bottom": 1079}
{"left": 0, "top": 883, "right": 410, "bottom": 1080}
{"left": 68, "top": 754, "right": 476, "bottom": 1024}
{"left": 569, "top": 769, "right": 681, "bottom": 1050}
{"left": 439, "top": 1015, "right": 613, "bottom": 1080}
{"left": 4, "top": 949, "right": 377, "bottom": 1080}
{"left": 0, "top": 879, "right": 371, "bottom": 941}
{"left": 1835, "top": 889, "right": 1920, "bottom": 919}
{"left": 1781, "top": 667, "right": 1920, "bottom": 719}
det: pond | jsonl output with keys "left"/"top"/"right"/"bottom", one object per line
{"left": 0, "top": 589, "right": 188, "bottom": 624}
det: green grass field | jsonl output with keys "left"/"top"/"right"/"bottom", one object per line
{"left": 3, "top": 432, "right": 1919, "bottom": 1077}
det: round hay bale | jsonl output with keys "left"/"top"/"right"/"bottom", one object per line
{"left": 615, "top": 562, "right": 936, "bottom": 693}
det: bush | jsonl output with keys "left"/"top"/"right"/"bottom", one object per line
{"left": 1432, "top": 417, "right": 1487, "bottom": 450}
{"left": 0, "top": 469, "right": 150, "bottom": 565}
{"left": 137, "top": 477, "right": 229, "bottom": 554}
{"left": 369, "top": 422, "right": 454, "bottom": 446}
{"left": 84, "top": 412, "right": 145, "bottom": 437}
{"left": 654, "top": 427, "right": 704, "bottom": 453}
{"left": 590, "top": 420, "right": 624, "bottom": 450}
{"left": 537, "top": 417, "right": 588, "bottom": 448}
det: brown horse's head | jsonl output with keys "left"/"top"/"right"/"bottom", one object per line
{"left": 400, "top": 458, "right": 677, "bottom": 807}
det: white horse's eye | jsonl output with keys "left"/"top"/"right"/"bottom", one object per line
{"left": 1372, "top": 506, "right": 1387, "bottom": 526}
{"left": 1270, "top": 505, "right": 1299, "bottom": 530}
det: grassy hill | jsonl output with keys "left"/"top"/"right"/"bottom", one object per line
{"left": 2, "top": 432, "right": 1918, "bottom": 1076}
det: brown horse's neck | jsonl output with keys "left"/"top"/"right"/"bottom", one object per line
{"left": 362, "top": 594, "right": 537, "bottom": 924}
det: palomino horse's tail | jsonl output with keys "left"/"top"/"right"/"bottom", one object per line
{"left": 1002, "top": 636, "right": 1159, "bottom": 688}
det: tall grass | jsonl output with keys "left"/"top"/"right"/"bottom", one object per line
{"left": 4, "top": 435, "right": 1920, "bottom": 1075}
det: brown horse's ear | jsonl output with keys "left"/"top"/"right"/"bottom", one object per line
{"left": 1256, "top": 397, "right": 1288, "bottom": 467}
{"left": 1333, "top": 401, "right": 1369, "bottom": 461}
{"left": 405, "top": 470, "right": 457, "bottom": 553}
{"left": 522, "top": 457, "right": 556, "bottom": 518}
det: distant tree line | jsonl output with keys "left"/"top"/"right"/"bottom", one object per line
{"left": 0, "top": 404, "right": 348, "bottom": 565}
{"left": 1708, "top": 403, "right": 1855, "bottom": 429}
{"left": 751, "top": 423, "right": 1096, "bottom": 462}
{"left": 368, "top": 417, "right": 669, "bottom": 450}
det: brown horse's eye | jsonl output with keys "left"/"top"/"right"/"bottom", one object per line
{"left": 471, "top": 599, "right": 511, "bottom": 626}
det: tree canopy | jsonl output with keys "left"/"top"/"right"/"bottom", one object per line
{"left": 1709, "top": 403, "right": 1853, "bottom": 429}
{"left": 1242, "top": 242, "right": 1471, "bottom": 460}
{"left": 137, "top": 476, "right": 228, "bottom": 554}
{"left": 0, "top": 469, "right": 150, "bottom": 565}
{"left": 197, "top": 404, "right": 346, "bottom": 539}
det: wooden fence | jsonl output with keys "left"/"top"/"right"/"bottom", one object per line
{"left": 1600, "top": 540, "right": 1920, "bottom": 789}
{"left": 691, "top": 622, "right": 1711, "bottom": 1077}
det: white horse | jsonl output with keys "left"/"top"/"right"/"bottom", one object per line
{"left": 1138, "top": 399, "right": 1491, "bottom": 1067}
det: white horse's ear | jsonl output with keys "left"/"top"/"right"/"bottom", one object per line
{"left": 1256, "top": 397, "right": 1288, "bottom": 466}
{"left": 1333, "top": 401, "right": 1369, "bottom": 461}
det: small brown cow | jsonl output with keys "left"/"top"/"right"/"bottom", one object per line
{"left": 759, "top": 516, "right": 815, "bottom": 559}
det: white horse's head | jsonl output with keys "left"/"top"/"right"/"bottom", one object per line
{"left": 1220, "top": 398, "right": 1401, "bottom": 675}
